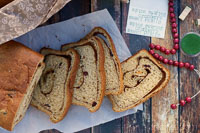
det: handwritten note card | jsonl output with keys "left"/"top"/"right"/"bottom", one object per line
{"left": 126, "top": 0, "right": 168, "bottom": 38}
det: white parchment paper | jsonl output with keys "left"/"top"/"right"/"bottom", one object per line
{"left": 0, "top": 9, "right": 143, "bottom": 133}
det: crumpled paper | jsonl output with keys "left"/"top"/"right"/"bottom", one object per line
{"left": 0, "top": 9, "right": 143, "bottom": 133}
{"left": 0, "top": 0, "right": 71, "bottom": 45}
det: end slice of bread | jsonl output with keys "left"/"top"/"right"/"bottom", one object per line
{"left": 0, "top": 41, "right": 45, "bottom": 131}
{"left": 61, "top": 37, "right": 106, "bottom": 112}
{"left": 83, "top": 27, "right": 123, "bottom": 95}
{"left": 31, "top": 48, "right": 80, "bottom": 123}
{"left": 109, "top": 50, "right": 170, "bottom": 112}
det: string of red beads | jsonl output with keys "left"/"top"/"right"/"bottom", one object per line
{"left": 148, "top": 0, "right": 194, "bottom": 110}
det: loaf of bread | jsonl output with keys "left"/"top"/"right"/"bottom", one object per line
{"left": 0, "top": 41, "right": 45, "bottom": 131}
{"left": 31, "top": 48, "right": 80, "bottom": 123}
{"left": 61, "top": 37, "right": 106, "bottom": 112}
{"left": 109, "top": 50, "right": 170, "bottom": 112}
{"left": 0, "top": 0, "right": 13, "bottom": 8}
{"left": 83, "top": 27, "right": 123, "bottom": 95}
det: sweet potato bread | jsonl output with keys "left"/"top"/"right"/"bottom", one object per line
{"left": 109, "top": 50, "right": 170, "bottom": 112}
{"left": 84, "top": 27, "right": 123, "bottom": 95}
{"left": 0, "top": 41, "right": 44, "bottom": 131}
{"left": 61, "top": 37, "right": 106, "bottom": 112}
{"left": 31, "top": 48, "right": 80, "bottom": 123}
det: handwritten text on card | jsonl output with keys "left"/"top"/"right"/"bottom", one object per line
{"left": 126, "top": 7, "right": 168, "bottom": 38}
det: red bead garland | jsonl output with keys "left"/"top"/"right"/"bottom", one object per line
{"left": 171, "top": 49, "right": 176, "bottom": 54}
{"left": 172, "top": 28, "right": 177, "bottom": 33}
{"left": 148, "top": 0, "right": 197, "bottom": 110}
{"left": 171, "top": 104, "right": 177, "bottom": 109}
{"left": 168, "top": 60, "right": 173, "bottom": 65}
{"left": 185, "top": 97, "right": 192, "bottom": 103}
{"left": 184, "top": 63, "right": 190, "bottom": 68}
{"left": 179, "top": 62, "right": 184, "bottom": 68}
{"left": 173, "top": 61, "right": 179, "bottom": 66}
{"left": 180, "top": 100, "right": 186, "bottom": 106}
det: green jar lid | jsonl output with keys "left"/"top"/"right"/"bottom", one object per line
{"left": 181, "top": 32, "right": 200, "bottom": 57}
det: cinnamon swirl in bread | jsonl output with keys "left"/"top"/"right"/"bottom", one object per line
{"left": 31, "top": 48, "right": 80, "bottom": 123}
{"left": 109, "top": 50, "right": 170, "bottom": 112}
{"left": 83, "top": 27, "right": 123, "bottom": 95}
{"left": 61, "top": 37, "right": 106, "bottom": 112}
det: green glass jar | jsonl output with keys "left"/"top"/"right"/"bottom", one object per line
{"left": 181, "top": 32, "right": 200, "bottom": 57}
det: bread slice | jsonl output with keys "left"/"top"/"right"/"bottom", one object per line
{"left": 83, "top": 27, "right": 123, "bottom": 95}
{"left": 0, "top": 41, "right": 44, "bottom": 131}
{"left": 61, "top": 37, "right": 106, "bottom": 112}
{"left": 31, "top": 48, "right": 80, "bottom": 123}
{"left": 109, "top": 50, "right": 170, "bottom": 112}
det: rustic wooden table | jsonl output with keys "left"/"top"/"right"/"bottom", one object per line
{"left": 40, "top": 0, "right": 200, "bottom": 132}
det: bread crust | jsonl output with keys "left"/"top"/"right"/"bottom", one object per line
{"left": 108, "top": 49, "right": 170, "bottom": 112}
{"left": 31, "top": 48, "right": 80, "bottom": 123}
{"left": 91, "top": 37, "right": 106, "bottom": 112}
{"left": 61, "top": 37, "right": 106, "bottom": 112}
{"left": 0, "top": 41, "right": 44, "bottom": 131}
{"left": 83, "top": 27, "right": 124, "bottom": 95}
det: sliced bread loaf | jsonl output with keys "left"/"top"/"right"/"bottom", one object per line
{"left": 109, "top": 50, "right": 170, "bottom": 112}
{"left": 61, "top": 37, "right": 106, "bottom": 112}
{"left": 83, "top": 27, "right": 123, "bottom": 95}
{"left": 0, "top": 41, "right": 44, "bottom": 131}
{"left": 31, "top": 48, "right": 80, "bottom": 123}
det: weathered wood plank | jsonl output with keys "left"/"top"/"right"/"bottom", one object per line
{"left": 42, "top": 0, "right": 91, "bottom": 26}
{"left": 180, "top": 0, "right": 200, "bottom": 132}
{"left": 40, "top": 129, "right": 62, "bottom": 133}
{"left": 91, "top": 0, "right": 121, "bottom": 29}
{"left": 58, "top": 0, "right": 91, "bottom": 21}
{"left": 75, "top": 128, "right": 91, "bottom": 133}
{"left": 92, "top": 118, "right": 122, "bottom": 133}
{"left": 121, "top": 2, "right": 151, "bottom": 133}
{"left": 122, "top": 104, "right": 151, "bottom": 133}
{"left": 151, "top": 1, "right": 179, "bottom": 132}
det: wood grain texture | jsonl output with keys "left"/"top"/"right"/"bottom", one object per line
{"left": 179, "top": 0, "right": 200, "bottom": 132}
{"left": 42, "top": 0, "right": 91, "bottom": 25}
{"left": 91, "top": 0, "right": 121, "bottom": 29}
{"left": 121, "top": 2, "right": 152, "bottom": 133}
{"left": 92, "top": 118, "right": 122, "bottom": 133}
{"left": 75, "top": 128, "right": 91, "bottom": 133}
{"left": 151, "top": 1, "right": 179, "bottom": 132}
{"left": 40, "top": 129, "right": 63, "bottom": 133}
{"left": 122, "top": 106, "right": 151, "bottom": 133}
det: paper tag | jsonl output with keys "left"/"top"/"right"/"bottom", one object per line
{"left": 126, "top": 0, "right": 168, "bottom": 38}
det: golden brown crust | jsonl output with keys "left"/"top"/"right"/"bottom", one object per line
{"left": 108, "top": 49, "right": 170, "bottom": 112}
{"left": 0, "top": 41, "right": 44, "bottom": 131}
{"left": 89, "top": 37, "right": 106, "bottom": 112}
{"left": 31, "top": 48, "right": 80, "bottom": 123}
{"left": 61, "top": 37, "right": 106, "bottom": 113}
{"left": 54, "top": 48, "right": 80, "bottom": 122}
{"left": 83, "top": 27, "right": 124, "bottom": 95}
